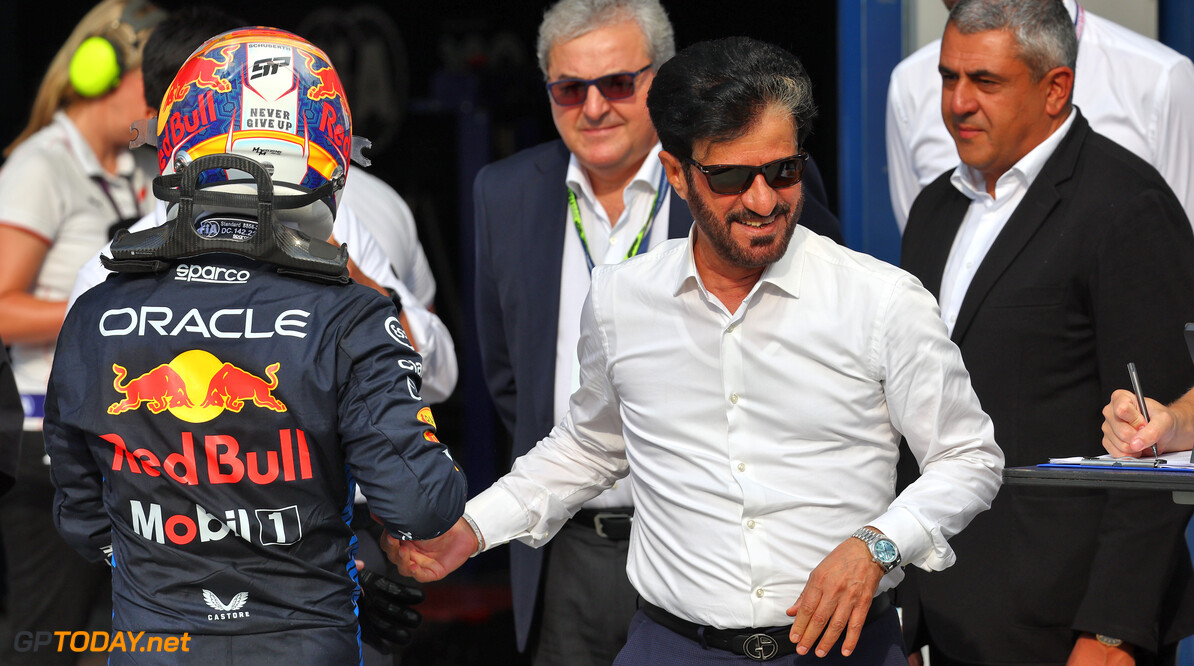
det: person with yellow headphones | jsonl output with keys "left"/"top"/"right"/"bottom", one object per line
{"left": 0, "top": 1, "right": 163, "bottom": 664}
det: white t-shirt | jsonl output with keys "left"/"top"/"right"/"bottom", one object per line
{"left": 0, "top": 111, "right": 151, "bottom": 429}
{"left": 886, "top": 0, "right": 1194, "bottom": 231}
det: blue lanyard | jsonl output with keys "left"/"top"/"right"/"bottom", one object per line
{"left": 567, "top": 169, "right": 670, "bottom": 273}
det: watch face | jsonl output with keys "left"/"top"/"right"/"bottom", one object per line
{"left": 875, "top": 539, "right": 899, "bottom": 563}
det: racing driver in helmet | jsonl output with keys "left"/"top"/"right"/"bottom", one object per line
{"left": 42, "top": 27, "right": 466, "bottom": 663}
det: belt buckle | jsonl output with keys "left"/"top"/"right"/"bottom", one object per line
{"left": 742, "top": 633, "right": 780, "bottom": 661}
{"left": 592, "top": 511, "right": 629, "bottom": 539}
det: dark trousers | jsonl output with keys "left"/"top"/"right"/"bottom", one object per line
{"left": 614, "top": 606, "right": 907, "bottom": 665}
{"left": 0, "top": 432, "right": 110, "bottom": 666}
{"left": 533, "top": 516, "right": 638, "bottom": 666}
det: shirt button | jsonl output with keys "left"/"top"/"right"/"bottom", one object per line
{"left": 737, "top": 462, "right": 746, "bottom": 472}
{"left": 610, "top": 236, "right": 618, "bottom": 245}
{"left": 746, "top": 520, "right": 756, "bottom": 529}
{"left": 730, "top": 393, "right": 739, "bottom": 404}
{"left": 755, "top": 589, "right": 765, "bottom": 598}
{"left": 726, "top": 324, "right": 736, "bottom": 333}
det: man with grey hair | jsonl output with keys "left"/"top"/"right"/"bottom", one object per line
{"left": 886, "top": 0, "right": 1194, "bottom": 232}
{"left": 900, "top": 1, "right": 1194, "bottom": 664}
{"left": 473, "top": 1, "right": 842, "bottom": 662}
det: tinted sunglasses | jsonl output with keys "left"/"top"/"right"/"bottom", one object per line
{"left": 545, "top": 64, "right": 652, "bottom": 106}
{"left": 686, "top": 153, "right": 808, "bottom": 195}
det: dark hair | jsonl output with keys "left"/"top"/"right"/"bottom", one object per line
{"left": 142, "top": 6, "right": 244, "bottom": 109}
{"left": 647, "top": 36, "right": 817, "bottom": 161}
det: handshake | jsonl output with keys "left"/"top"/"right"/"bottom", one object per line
{"left": 360, "top": 518, "right": 480, "bottom": 652}
{"left": 381, "top": 517, "right": 481, "bottom": 583}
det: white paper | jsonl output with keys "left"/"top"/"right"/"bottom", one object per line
{"left": 1048, "top": 449, "right": 1194, "bottom": 468}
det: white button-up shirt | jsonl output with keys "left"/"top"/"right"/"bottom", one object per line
{"left": 468, "top": 225, "right": 1003, "bottom": 629}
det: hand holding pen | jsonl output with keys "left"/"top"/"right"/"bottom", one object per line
{"left": 1099, "top": 366, "right": 1182, "bottom": 458}
{"left": 1127, "top": 363, "right": 1161, "bottom": 460}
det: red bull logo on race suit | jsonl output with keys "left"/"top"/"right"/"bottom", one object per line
{"left": 202, "top": 362, "right": 285, "bottom": 413}
{"left": 108, "top": 364, "right": 194, "bottom": 415}
{"left": 109, "top": 351, "right": 285, "bottom": 423}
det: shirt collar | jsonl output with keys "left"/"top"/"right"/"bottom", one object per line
{"left": 950, "top": 109, "right": 1077, "bottom": 201}
{"left": 54, "top": 110, "right": 137, "bottom": 180}
{"left": 672, "top": 221, "right": 808, "bottom": 301}
{"left": 566, "top": 142, "right": 664, "bottom": 208}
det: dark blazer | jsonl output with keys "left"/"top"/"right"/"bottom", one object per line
{"left": 473, "top": 138, "right": 841, "bottom": 649}
{"left": 900, "top": 110, "right": 1194, "bottom": 663}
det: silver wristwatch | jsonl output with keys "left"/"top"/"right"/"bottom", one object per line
{"left": 851, "top": 527, "right": 901, "bottom": 573}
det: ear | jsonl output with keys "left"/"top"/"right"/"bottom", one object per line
{"left": 659, "top": 150, "right": 689, "bottom": 201}
{"left": 1042, "top": 65, "right": 1074, "bottom": 117}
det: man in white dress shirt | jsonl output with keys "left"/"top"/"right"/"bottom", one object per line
{"left": 472, "top": 2, "right": 844, "bottom": 662}
{"left": 886, "top": 0, "right": 1194, "bottom": 232}
{"left": 390, "top": 36, "right": 1003, "bottom": 664}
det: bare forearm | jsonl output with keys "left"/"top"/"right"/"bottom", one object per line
{"left": 0, "top": 293, "right": 66, "bottom": 343}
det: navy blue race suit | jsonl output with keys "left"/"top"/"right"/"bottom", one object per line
{"left": 44, "top": 254, "right": 466, "bottom": 663}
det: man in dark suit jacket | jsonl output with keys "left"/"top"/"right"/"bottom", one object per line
{"left": 899, "top": 1, "right": 1194, "bottom": 664}
{"left": 473, "top": 2, "right": 841, "bottom": 662}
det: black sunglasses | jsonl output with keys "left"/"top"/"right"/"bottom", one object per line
{"left": 545, "top": 65, "right": 652, "bottom": 106}
{"left": 685, "top": 153, "right": 808, "bottom": 195}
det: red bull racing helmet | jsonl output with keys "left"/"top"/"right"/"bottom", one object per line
{"left": 156, "top": 27, "right": 351, "bottom": 241}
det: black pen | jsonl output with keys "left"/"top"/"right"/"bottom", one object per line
{"left": 1127, "top": 362, "right": 1161, "bottom": 459}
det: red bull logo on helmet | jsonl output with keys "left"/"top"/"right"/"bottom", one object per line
{"left": 160, "top": 44, "right": 237, "bottom": 111}
{"left": 157, "top": 44, "right": 238, "bottom": 173}
{"left": 109, "top": 350, "right": 285, "bottom": 423}
{"left": 300, "top": 50, "right": 344, "bottom": 102}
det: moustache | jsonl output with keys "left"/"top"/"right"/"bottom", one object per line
{"left": 725, "top": 201, "right": 792, "bottom": 226}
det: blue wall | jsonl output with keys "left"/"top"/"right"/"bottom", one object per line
{"left": 837, "top": 0, "right": 904, "bottom": 265}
